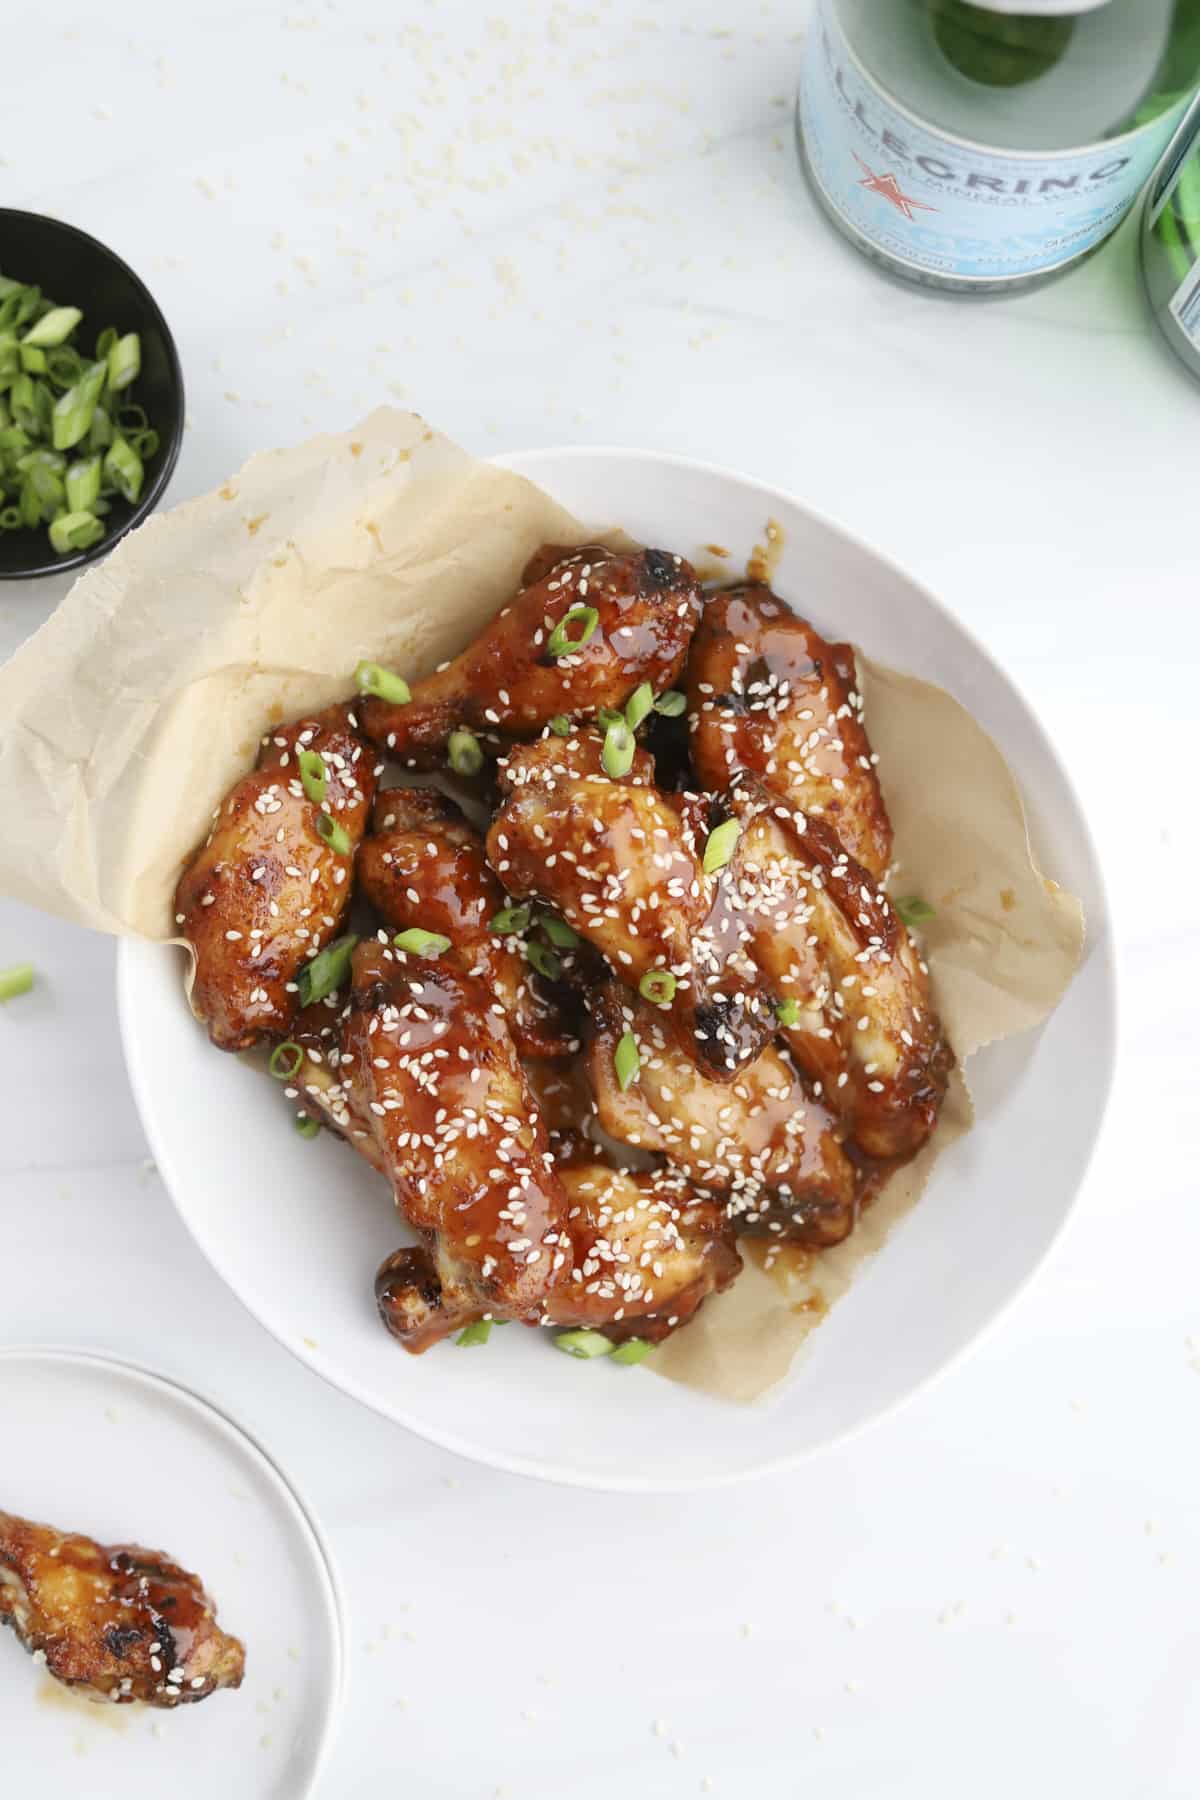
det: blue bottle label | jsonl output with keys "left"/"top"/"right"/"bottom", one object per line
{"left": 801, "top": 0, "right": 1186, "bottom": 282}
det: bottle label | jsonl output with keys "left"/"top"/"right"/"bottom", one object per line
{"left": 800, "top": 0, "right": 1186, "bottom": 282}
{"left": 1169, "top": 258, "right": 1200, "bottom": 344}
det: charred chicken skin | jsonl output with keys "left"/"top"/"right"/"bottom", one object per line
{"left": 361, "top": 544, "right": 703, "bottom": 766}
{"left": 175, "top": 703, "right": 377, "bottom": 1051}
{"left": 588, "top": 984, "right": 859, "bottom": 1247}
{"left": 0, "top": 1510, "right": 244, "bottom": 1706}
{"left": 341, "top": 935, "right": 571, "bottom": 1340}
{"left": 688, "top": 582, "right": 893, "bottom": 881}
{"left": 358, "top": 787, "right": 580, "bottom": 1058}
{"left": 377, "top": 1162, "right": 740, "bottom": 1350}
{"left": 488, "top": 733, "right": 773, "bottom": 1081}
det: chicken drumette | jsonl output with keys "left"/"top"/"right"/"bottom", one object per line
{"left": 175, "top": 703, "right": 377, "bottom": 1051}
{"left": 687, "top": 582, "right": 893, "bottom": 881}
{"left": 488, "top": 732, "right": 773, "bottom": 1081}
{"left": 588, "top": 984, "right": 859, "bottom": 1247}
{"left": 727, "top": 777, "right": 951, "bottom": 1161}
{"left": 378, "top": 1162, "right": 740, "bottom": 1350}
{"left": 0, "top": 1510, "right": 244, "bottom": 1707}
{"left": 357, "top": 787, "right": 581, "bottom": 1057}
{"left": 341, "top": 935, "right": 571, "bottom": 1344}
{"left": 361, "top": 544, "right": 703, "bottom": 766}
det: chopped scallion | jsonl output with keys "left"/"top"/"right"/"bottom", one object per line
{"left": 776, "top": 998, "right": 801, "bottom": 1027}
{"left": 611, "top": 1338, "right": 652, "bottom": 1365}
{"left": 297, "top": 748, "right": 327, "bottom": 805}
{"left": 654, "top": 689, "right": 687, "bottom": 717}
{"left": 546, "top": 604, "right": 599, "bottom": 658}
{"left": 315, "top": 813, "right": 352, "bottom": 855}
{"left": 393, "top": 928, "right": 451, "bottom": 956}
{"left": 638, "top": 969, "right": 676, "bottom": 1006}
{"left": 554, "top": 1329, "right": 615, "bottom": 1359}
{"left": 525, "top": 940, "right": 561, "bottom": 981}
{"left": 293, "top": 1113, "right": 321, "bottom": 1139}
{"left": 296, "top": 933, "right": 358, "bottom": 1007}
{"left": 268, "top": 1040, "right": 305, "bottom": 1080}
{"left": 0, "top": 962, "right": 34, "bottom": 1002}
{"left": 456, "top": 1320, "right": 492, "bottom": 1346}
{"left": 624, "top": 682, "right": 654, "bottom": 730}
{"left": 489, "top": 903, "right": 531, "bottom": 936}
{"left": 355, "top": 659, "right": 411, "bottom": 705}
{"left": 702, "top": 818, "right": 740, "bottom": 875}
{"left": 538, "top": 914, "right": 578, "bottom": 949}
{"left": 894, "top": 895, "right": 936, "bottom": 927}
{"left": 447, "top": 728, "right": 483, "bottom": 777}
{"left": 601, "top": 718, "right": 635, "bottom": 780}
{"left": 614, "top": 1030, "right": 640, "bottom": 1091}
{"left": 547, "top": 714, "right": 572, "bottom": 736}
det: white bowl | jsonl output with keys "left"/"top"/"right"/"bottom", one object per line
{"left": 118, "top": 448, "right": 1116, "bottom": 1492}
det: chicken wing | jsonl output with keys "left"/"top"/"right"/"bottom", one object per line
{"left": 0, "top": 1510, "right": 244, "bottom": 1706}
{"left": 488, "top": 733, "right": 773, "bottom": 1081}
{"left": 688, "top": 582, "right": 892, "bottom": 880}
{"left": 587, "top": 983, "right": 858, "bottom": 1247}
{"left": 341, "top": 934, "right": 571, "bottom": 1341}
{"left": 357, "top": 786, "right": 581, "bottom": 1057}
{"left": 175, "top": 703, "right": 377, "bottom": 1051}
{"left": 377, "top": 1162, "right": 740, "bottom": 1350}
{"left": 361, "top": 544, "right": 702, "bottom": 766}
{"left": 727, "top": 777, "right": 951, "bottom": 1161}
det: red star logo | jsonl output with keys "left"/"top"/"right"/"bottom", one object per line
{"left": 853, "top": 153, "right": 937, "bottom": 221}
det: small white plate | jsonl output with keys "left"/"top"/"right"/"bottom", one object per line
{"left": 118, "top": 447, "right": 1117, "bottom": 1491}
{"left": 0, "top": 1347, "right": 344, "bottom": 1797}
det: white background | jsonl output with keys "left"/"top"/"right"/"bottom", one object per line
{"left": 2, "top": 1, "right": 1198, "bottom": 1795}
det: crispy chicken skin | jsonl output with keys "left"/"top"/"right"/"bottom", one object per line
{"left": 176, "top": 703, "right": 377, "bottom": 1051}
{"left": 0, "top": 1510, "right": 244, "bottom": 1706}
{"left": 358, "top": 787, "right": 580, "bottom": 1057}
{"left": 588, "top": 984, "right": 859, "bottom": 1247}
{"left": 377, "top": 1162, "right": 741, "bottom": 1350}
{"left": 342, "top": 935, "right": 571, "bottom": 1337}
{"left": 688, "top": 583, "right": 893, "bottom": 880}
{"left": 727, "top": 777, "right": 951, "bottom": 1161}
{"left": 360, "top": 544, "right": 703, "bottom": 765}
{"left": 489, "top": 733, "right": 773, "bottom": 1081}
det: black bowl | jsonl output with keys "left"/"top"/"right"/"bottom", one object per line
{"left": 0, "top": 209, "right": 184, "bottom": 581}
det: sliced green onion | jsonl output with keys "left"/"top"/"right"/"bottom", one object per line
{"left": 525, "top": 940, "right": 561, "bottom": 981}
{"left": 354, "top": 659, "right": 411, "bottom": 705}
{"left": 447, "top": 728, "right": 483, "bottom": 778}
{"left": 9, "top": 373, "right": 39, "bottom": 434}
{"left": 894, "top": 895, "right": 936, "bottom": 927}
{"left": 52, "top": 361, "right": 106, "bottom": 451}
{"left": 0, "top": 962, "right": 34, "bottom": 1002}
{"left": 106, "top": 331, "right": 140, "bottom": 391}
{"left": 702, "top": 818, "right": 740, "bottom": 875}
{"left": 296, "top": 933, "right": 358, "bottom": 1007}
{"left": 393, "top": 927, "right": 451, "bottom": 956}
{"left": 64, "top": 455, "right": 101, "bottom": 514}
{"left": 116, "top": 402, "right": 149, "bottom": 434}
{"left": 48, "top": 510, "right": 104, "bottom": 555}
{"left": 27, "top": 460, "right": 65, "bottom": 512}
{"left": 269, "top": 1040, "right": 304, "bottom": 1080}
{"left": 294, "top": 1112, "right": 321, "bottom": 1139}
{"left": 601, "top": 719, "right": 635, "bottom": 780}
{"left": 129, "top": 427, "right": 159, "bottom": 460}
{"left": 776, "top": 998, "right": 801, "bottom": 1027}
{"left": 597, "top": 706, "right": 624, "bottom": 730}
{"left": 95, "top": 327, "right": 118, "bottom": 360}
{"left": 22, "top": 305, "right": 83, "bottom": 349}
{"left": 489, "top": 903, "right": 531, "bottom": 935}
{"left": 614, "top": 1030, "right": 640, "bottom": 1091}
{"left": 538, "top": 915, "right": 579, "bottom": 949}
{"left": 554, "top": 1329, "right": 615, "bottom": 1360}
{"left": 548, "top": 714, "right": 572, "bottom": 736}
{"left": 315, "top": 812, "right": 352, "bottom": 855}
{"left": 297, "top": 748, "right": 327, "bottom": 804}
{"left": 103, "top": 434, "right": 144, "bottom": 503}
{"left": 46, "top": 346, "right": 83, "bottom": 389}
{"left": 86, "top": 404, "right": 113, "bottom": 451}
{"left": 546, "top": 604, "right": 599, "bottom": 658}
{"left": 0, "top": 506, "right": 21, "bottom": 531}
{"left": 638, "top": 969, "right": 677, "bottom": 1006}
{"left": 18, "top": 345, "right": 47, "bottom": 375}
{"left": 19, "top": 482, "right": 40, "bottom": 529}
{"left": 611, "top": 1338, "right": 652, "bottom": 1366}
{"left": 455, "top": 1320, "right": 492, "bottom": 1347}
{"left": 624, "top": 682, "right": 654, "bottom": 730}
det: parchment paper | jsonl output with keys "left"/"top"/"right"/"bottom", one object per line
{"left": 0, "top": 407, "right": 1083, "bottom": 1401}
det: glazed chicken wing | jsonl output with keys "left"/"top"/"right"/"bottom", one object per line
{"left": 361, "top": 544, "right": 702, "bottom": 766}
{"left": 0, "top": 1510, "right": 244, "bottom": 1707}
{"left": 489, "top": 733, "right": 772, "bottom": 1081}
{"left": 688, "top": 582, "right": 892, "bottom": 880}
{"left": 282, "top": 996, "right": 388, "bottom": 1174}
{"left": 358, "top": 787, "right": 581, "bottom": 1057}
{"left": 176, "top": 703, "right": 377, "bottom": 1051}
{"left": 588, "top": 984, "right": 859, "bottom": 1247}
{"left": 377, "top": 1162, "right": 740, "bottom": 1350}
{"left": 727, "top": 777, "right": 950, "bottom": 1161}
{"left": 341, "top": 935, "right": 570, "bottom": 1345}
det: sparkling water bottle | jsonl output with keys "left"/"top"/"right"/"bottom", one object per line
{"left": 797, "top": 1, "right": 1200, "bottom": 293}
{"left": 1141, "top": 90, "right": 1200, "bottom": 378}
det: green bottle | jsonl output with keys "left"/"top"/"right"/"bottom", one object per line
{"left": 797, "top": 1, "right": 1200, "bottom": 293}
{"left": 1141, "top": 90, "right": 1200, "bottom": 378}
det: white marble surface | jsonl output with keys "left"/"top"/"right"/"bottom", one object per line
{"left": 2, "top": 1, "right": 1198, "bottom": 1794}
